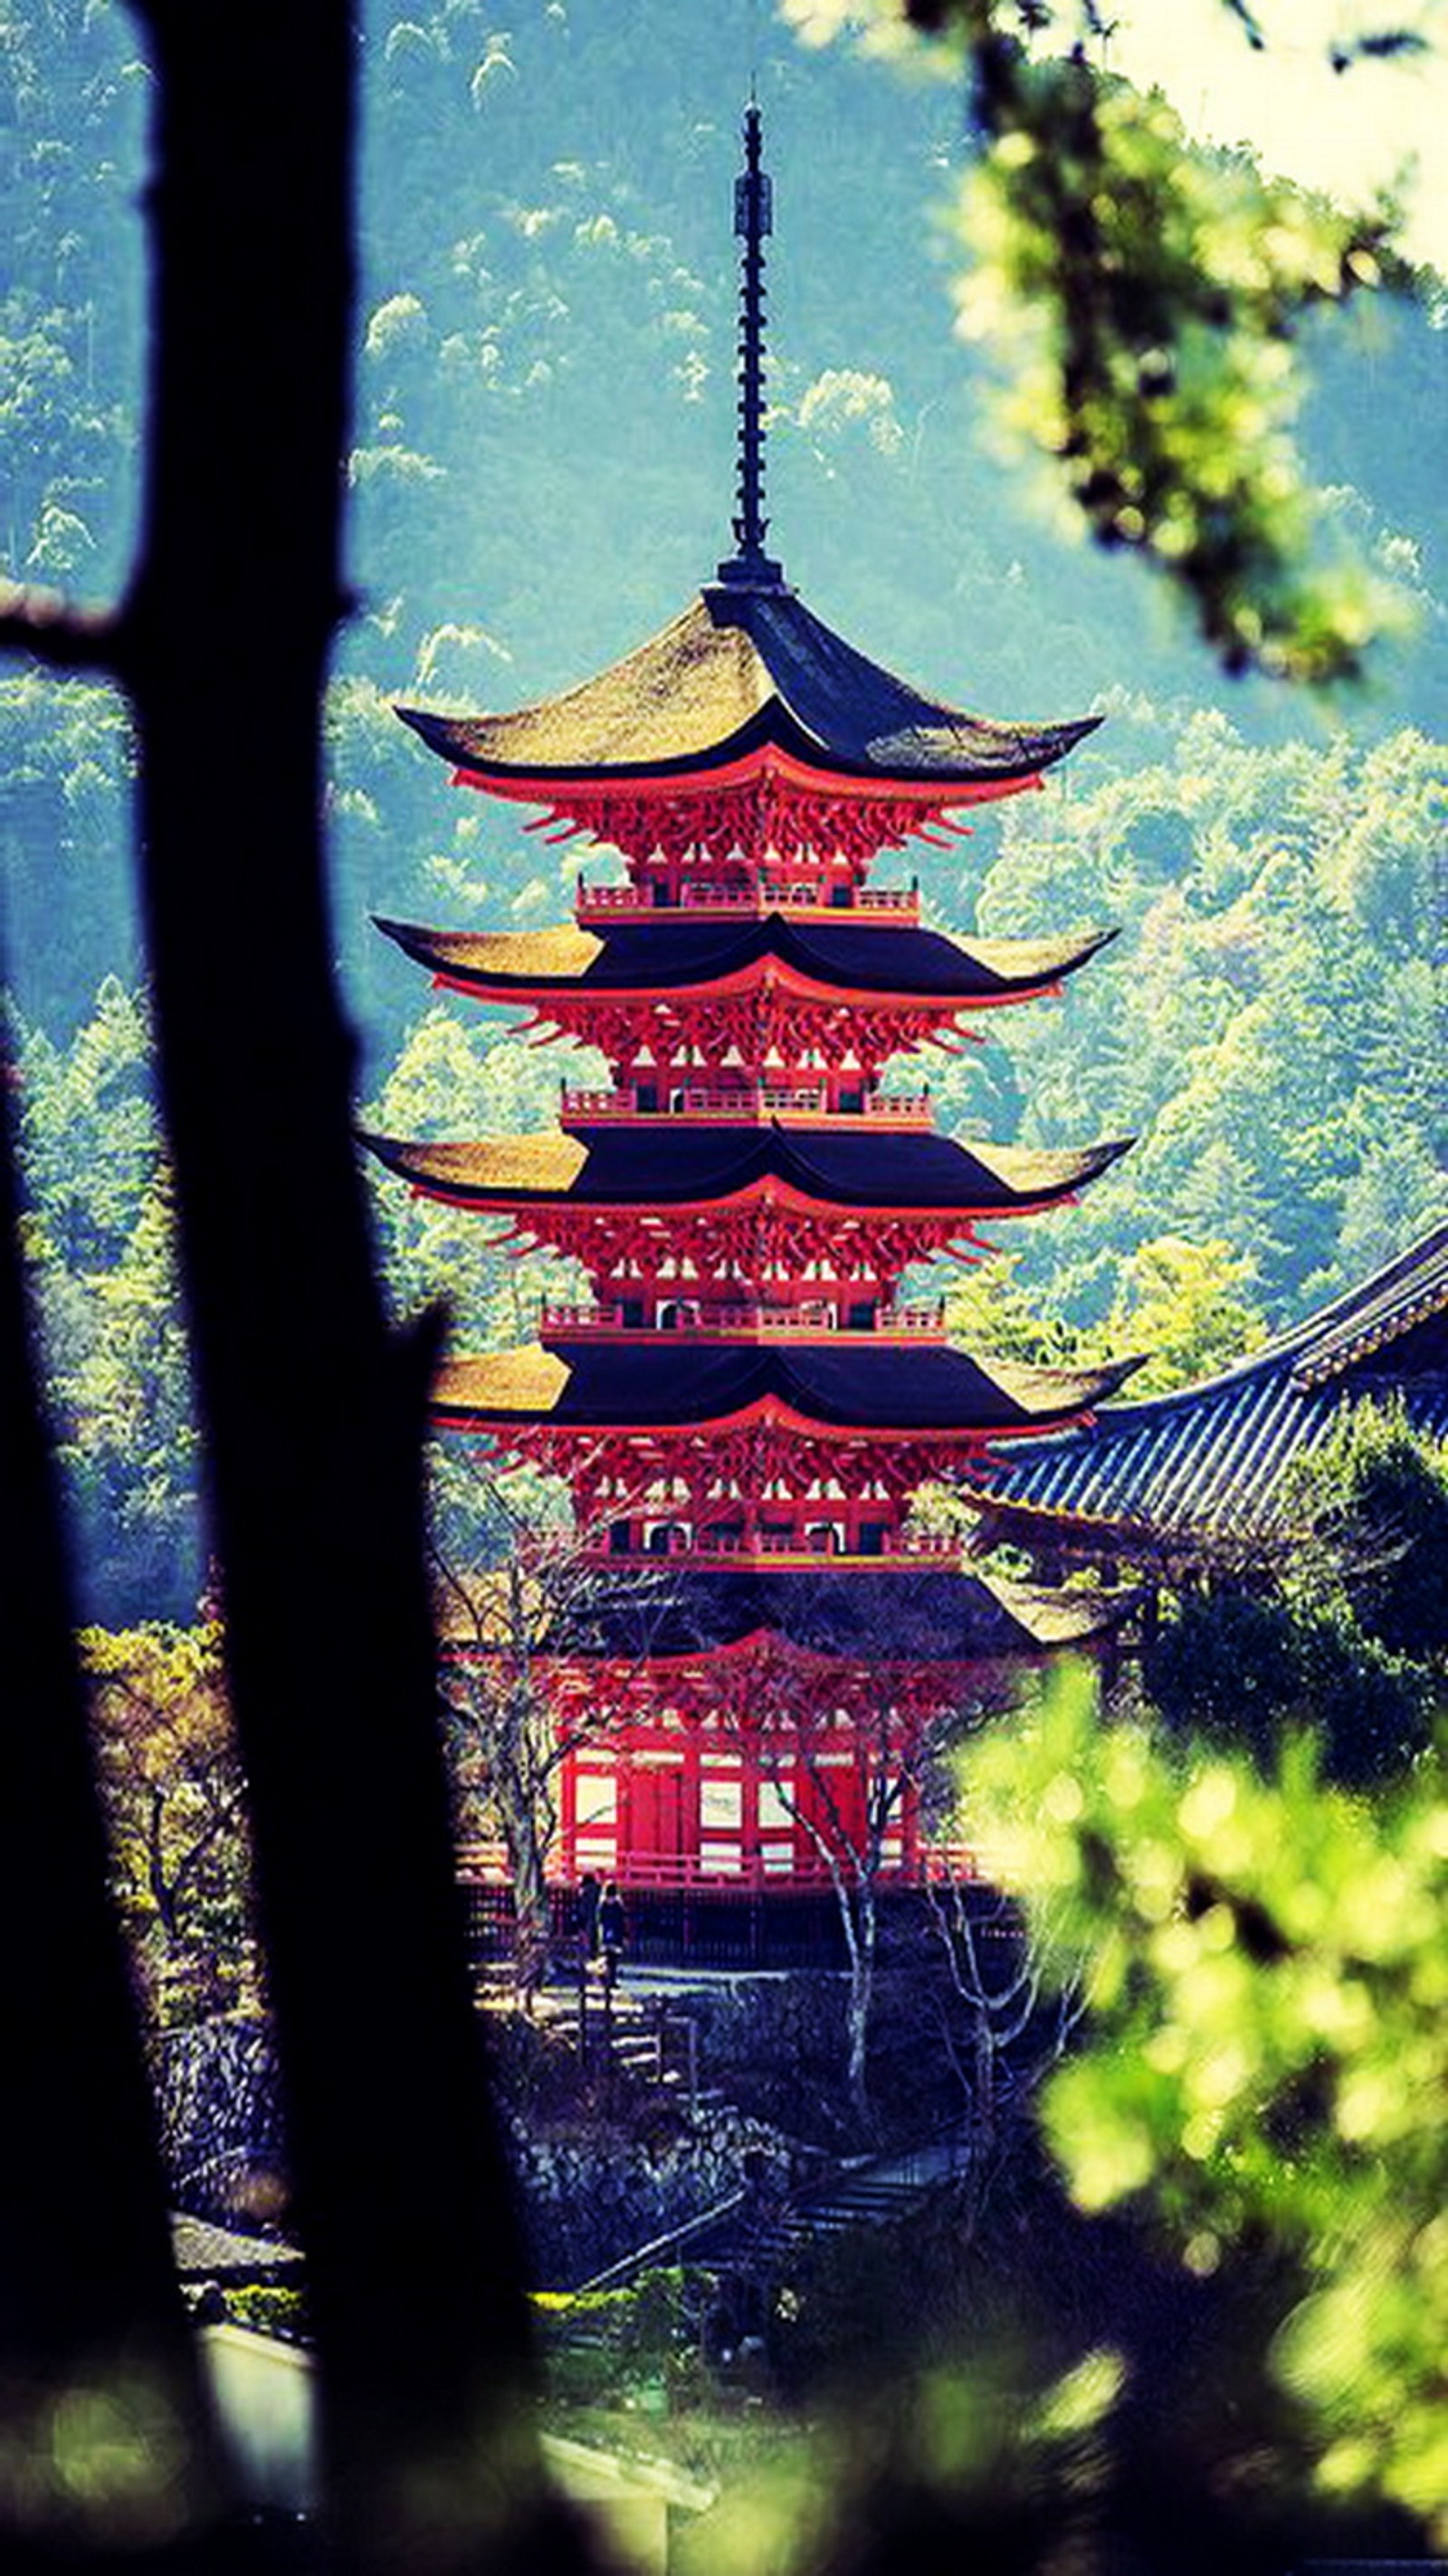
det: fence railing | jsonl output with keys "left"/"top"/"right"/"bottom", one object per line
{"left": 557, "top": 1083, "right": 933, "bottom": 1124}
{"left": 454, "top": 1842, "right": 979, "bottom": 1894}
{"left": 538, "top": 1298, "right": 946, "bottom": 1336}
{"left": 574, "top": 880, "right": 919, "bottom": 920}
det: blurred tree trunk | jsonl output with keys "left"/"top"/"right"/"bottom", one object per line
{"left": 5, "top": 4, "right": 590, "bottom": 2565}
{"left": 121, "top": 6, "right": 555, "bottom": 2559}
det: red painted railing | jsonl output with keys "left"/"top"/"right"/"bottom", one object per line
{"left": 661, "top": 1531, "right": 961, "bottom": 1564}
{"left": 574, "top": 881, "right": 919, "bottom": 921}
{"left": 557, "top": 1083, "right": 932, "bottom": 1124}
{"left": 455, "top": 1841, "right": 979, "bottom": 1891}
{"left": 537, "top": 1298, "right": 947, "bottom": 1337}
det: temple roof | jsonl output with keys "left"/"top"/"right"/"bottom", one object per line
{"left": 539, "top": 1563, "right": 1125, "bottom": 1662}
{"left": 971, "top": 1220, "right": 1448, "bottom": 1547}
{"left": 363, "top": 1124, "right": 1129, "bottom": 1216}
{"left": 375, "top": 913, "right": 1117, "bottom": 1004}
{"left": 428, "top": 1338, "right": 1139, "bottom": 1435}
{"left": 396, "top": 587, "right": 1100, "bottom": 790}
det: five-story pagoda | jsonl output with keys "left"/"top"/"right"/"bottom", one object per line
{"left": 367, "top": 107, "right": 1137, "bottom": 1896}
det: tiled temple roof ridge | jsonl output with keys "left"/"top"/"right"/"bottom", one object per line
{"left": 969, "top": 1219, "right": 1448, "bottom": 1543}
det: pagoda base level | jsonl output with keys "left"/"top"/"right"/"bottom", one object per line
{"left": 459, "top": 1875, "right": 977, "bottom": 1979}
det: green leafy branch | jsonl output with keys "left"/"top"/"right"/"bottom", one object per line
{"left": 786, "top": 0, "right": 1426, "bottom": 683}
{"left": 962, "top": 1663, "right": 1448, "bottom": 2539}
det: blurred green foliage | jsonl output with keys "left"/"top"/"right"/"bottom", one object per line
{"left": 794, "top": 0, "right": 1424, "bottom": 682}
{"left": 964, "top": 1660, "right": 1448, "bottom": 2543}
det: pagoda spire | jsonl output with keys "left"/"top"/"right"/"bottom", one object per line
{"left": 716, "top": 99, "right": 786, "bottom": 591}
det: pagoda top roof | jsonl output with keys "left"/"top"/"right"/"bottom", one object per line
{"left": 362, "top": 1124, "right": 1131, "bottom": 1217}
{"left": 427, "top": 1337, "right": 1139, "bottom": 1436}
{"left": 971, "top": 1219, "right": 1448, "bottom": 1546}
{"left": 375, "top": 912, "right": 1117, "bottom": 1004}
{"left": 396, "top": 587, "right": 1100, "bottom": 792}
{"left": 535, "top": 1562, "right": 1126, "bottom": 1664}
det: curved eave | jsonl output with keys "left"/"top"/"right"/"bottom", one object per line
{"left": 430, "top": 1388, "right": 1009, "bottom": 1443}
{"left": 400, "top": 702, "right": 1099, "bottom": 797}
{"left": 358, "top": 1127, "right": 1133, "bottom": 1221}
{"left": 371, "top": 913, "right": 1119, "bottom": 1007}
{"left": 956, "top": 1476, "right": 1186, "bottom": 1554}
{"left": 522, "top": 1569, "right": 1130, "bottom": 1665}
{"left": 426, "top": 1342, "right": 1139, "bottom": 1438}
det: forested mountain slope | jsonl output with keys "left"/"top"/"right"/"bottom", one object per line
{"left": 3, "top": 0, "right": 1443, "bottom": 1620}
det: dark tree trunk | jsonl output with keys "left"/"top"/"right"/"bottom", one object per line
{"left": 114, "top": 7, "right": 555, "bottom": 2557}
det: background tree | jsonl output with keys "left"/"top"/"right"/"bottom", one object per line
{"left": 83, "top": 1615, "right": 257, "bottom": 2029}
{"left": 718, "top": 1613, "right": 1008, "bottom": 2132}
{"left": 1284, "top": 1394, "right": 1448, "bottom": 1659}
{"left": 1138, "top": 1579, "right": 1432, "bottom": 1788}
{"left": 430, "top": 1452, "right": 684, "bottom": 2000}
{"left": 1103, "top": 1233, "right": 1266, "bottom": 1393}
{"left": 922, "top": 1870, "right": 1089, "bottom": 2180}
{"left": 774, "top": 1689, "right": 919, "bottom": 2134}
{"left": 1135, "top": 1404, "right": 1447, "bottom": 1786}
{"left": 433, "top": 1474, "right": 603, "bottom": 2002}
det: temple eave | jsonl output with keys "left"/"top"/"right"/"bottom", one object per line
{"left": 427, "top": 1356, "right": 1137, "bottom": 1438}
{"left": 373, "top": 912, "right": 1119, "bottom": 1007}
{"left": 360, "top": 1128, "right": 1131, "bottom": 1220}
{"left": 441, "top": 1569, "right": 1130, "bottom": 1665}
{"left": 388, "top": 1178, "right": 1100, "bottom": 1224}
{"left": 444, "top": 748, "right": 1051, "bottom": 806}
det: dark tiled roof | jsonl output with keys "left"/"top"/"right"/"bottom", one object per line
{"left": 431, "top": 1339, "right": 1139, "bottom": 1434}
{"left": 396, "top": 587, "right": 1100, "bottom": 787}
{"left": 977, "top": 1222, "right": 1448, "bottom": 1541}
{"left": 362, "top": 1125, "right": 1132, "bottom": 1216}
{"left": 544, "top": 1563, "right": 1124, "bottom": 1661}
{"left": 374, "top": 913, "right": 1118, "bottom": 1002}
{"left": 171, "top": 2215, "right": 302, "bottom": 2282}
{"left": 1287, "top": 1222, "right": 1448, "bottom": 1387}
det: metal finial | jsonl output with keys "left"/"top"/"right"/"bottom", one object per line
{"left": 716, "top": 100, "right": 786, "bottom": 590}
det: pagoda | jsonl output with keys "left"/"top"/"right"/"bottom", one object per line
{"left": 367, "top": 106, "right": 1138, "bottom": 1896}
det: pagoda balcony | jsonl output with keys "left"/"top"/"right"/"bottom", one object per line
{"left": 574, "top": 879, "right": 920, "bottom": 923}
{"left": 558, "top": 1083, "right": 934, "bottom": 1126}
{"left": 538, "top": 1297, "right": 948, "bottom": 1339}
{"left": 575, "top": 1529, "right": 963, "bottom": 1570}
{"left": 455, "top": 1840, "right": 978, "bottom": 1891}
{"left": 681, "top": 1531, "right": 962, "bottom": 1564}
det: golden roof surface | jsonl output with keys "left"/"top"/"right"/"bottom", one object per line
{"left": 959, "top": 1139, "right": 1129, "bottom": 1195}
{"left": 377, "top": 1135, "right": 589, "bottom": 1192}
{"left": 399, "top": 587, "right": 1100, "bottom": 785}
{"left": 409, "top": 600, "right": 774, "bottom": 772}
{"left": 435, "top": 1347, "right": 572, "bottom": 1413}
